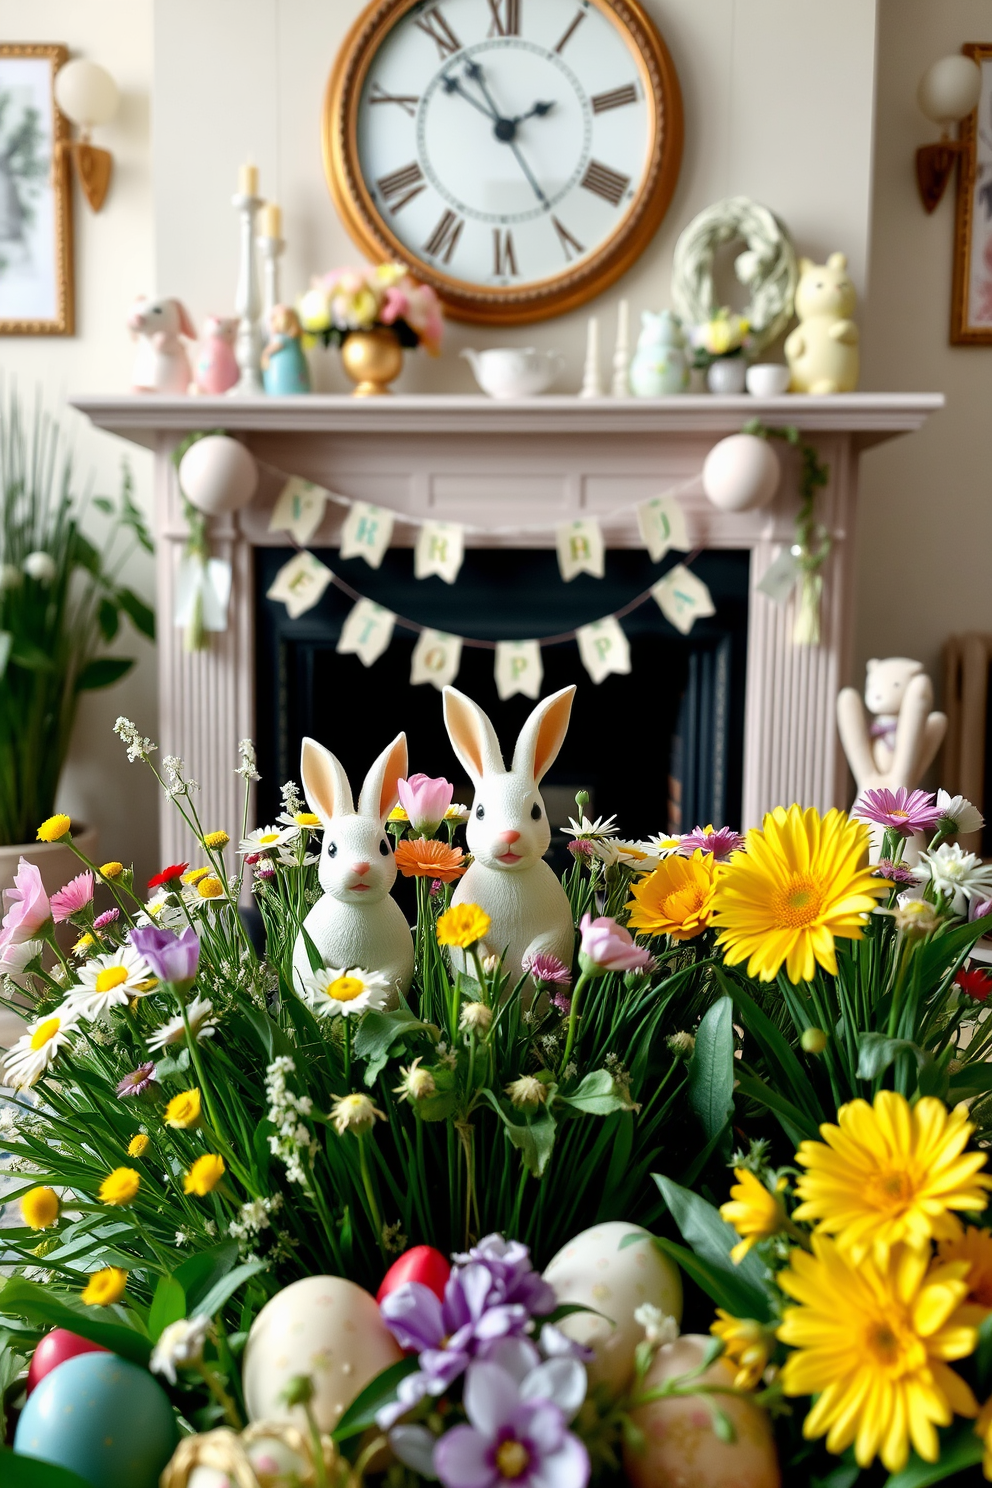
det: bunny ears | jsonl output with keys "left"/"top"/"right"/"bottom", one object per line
{"left": 300, "top": 733, "right": 408, "bottom": 825}
{"left": 442, "top": 685, "right": 575, "bottom": 785}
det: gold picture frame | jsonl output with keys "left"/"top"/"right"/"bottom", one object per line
{"left": 0, "top": 43, "right": 73, "bottom": 336}
{"left": 951, "top": 43, "right": 992, "bottom": 344}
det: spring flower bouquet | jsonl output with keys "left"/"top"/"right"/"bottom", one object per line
{"left": 2, "top": 709, "right": 992, "bottom": 1488}
{"left": 690, "top": 307, "right": 751, "bottom": 368}
{"left": 297, "top": 264, "right": 444, "bottom": 356}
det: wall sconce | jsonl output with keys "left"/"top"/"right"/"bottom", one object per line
{"left": 916, "top": 54, "right": 982, "bottom": 212}
{"left": 53, "top": 58, "right": 119, "bottom": 212}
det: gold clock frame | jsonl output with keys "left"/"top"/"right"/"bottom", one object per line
{"left": 323, "top": 0, "right": 683, "bottom": 324}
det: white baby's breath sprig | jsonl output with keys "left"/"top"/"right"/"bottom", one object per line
{"left": 113, "top": 716, "right": 157, "bottom": 764}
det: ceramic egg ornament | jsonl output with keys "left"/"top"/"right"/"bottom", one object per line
{"left": 243, "top": 1275, "right": 403, "bottom": 1433}
{"left": 624, "top": 1334, "right": 781, "bottom": 1488}
{"left": 14, "top": 1350, "right": 177, "bottom": 1488}
{"left": 702, "top": 433, "right": 780, "bottom": 513}
{"left": 179, "top": 434, "right": 259, "bottom": 516}
{"left": 27, "top": 1327, "right": 108, "bottom": 1394}
{"left": 377, "top": 1244, "right": 451, "bottom": 1304}
{"left": 543, "top": 1221, "right": 682, "bottom": 1396}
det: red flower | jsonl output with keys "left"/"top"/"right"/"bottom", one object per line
{"left": 956, "top": 966, "right": 992, "bottom": 1002}
{"left": 147, "top": 862, "right": 189, "bottom": 891}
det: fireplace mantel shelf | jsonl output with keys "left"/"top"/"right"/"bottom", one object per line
{"left": 71, "top": 391, "right": 943, "bottom": 451}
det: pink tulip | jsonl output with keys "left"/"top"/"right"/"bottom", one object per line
{"left": 579, "top": 912, "right": 653, "bottom": 974}
{"left": 397, "top": 773, "right": 454, "bottom": 834}
{"left": 1, "top": 857, "right": 52, "bottom": 945}
{"left": 379, "top": 286, "right": 409, "bottom": 326}
{"left": 50, "top": 871, "right": 94, "bottom": 924}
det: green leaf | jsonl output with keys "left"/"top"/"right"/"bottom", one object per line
{"left": 0, "top": 1446, "right": 94, "bottom": 1488}
{"left": 70, "top": 531, "right": 101, "bottom": 575}
{"left": 856, "top": 1032, "right": 936, "bottom": 1083}
{"left": 0, "top": 630, "right": 11, "bottom": 679}
{"left": 354, "top": 1008, "right": 429, "bottom": 1087}
{"left": 733, "top": 1069, "right": 819, "bottom": 1146}
{"left": 688, "top": 997, "right": 734, "bottom": 1140}
{"left": 652, "top": 1174, "right": 772, "bottom": 1321}
{"left": 481, "top": 1091, "right": 557, "bottom": 1177}
{"left": 97, "top": 597, "right": 119, "bottom": 642}
{"left": 950, "top": 1061, "right": 992, "bottom": 1099}
{"left": 883, "top": 1422, "right": 984, "bottom": 1488}
{"left": 714, "top": 965, "right": 819, "bottom": 1124}
{"left": 0, "top": 1279, "right": 151, "bottom": 1365}
{"left": 648, "top": 1235, "right": 766, "bottom": 1319}
{"left": 93, "top": 496, "right": 114, "bottom": 514}
{"left": 9, "top": 642, "right": 54, "bottom": 672}
{"left": 75, "top": 657, "right": 134, "bottom": 692}
{"left": 560, "top": 1068, "right": 630, "bottom": 1116}
{"left": 116, "top": 586, "right": 155, "bottom": 640}
{"left": 173, "top": 1240, "right": 239, "bottom": 1314}
{"left": 148, "top": 1275, "right": 186, "bottom": 1341}
{"left": 300, "top": 926, "right": 324, "bottom": 973}
{"left": 195, "top": 1261, "right": 267, "bottom": 1320}
{"left": 332, "top": 1357, "right": 419, "bottom": 1442}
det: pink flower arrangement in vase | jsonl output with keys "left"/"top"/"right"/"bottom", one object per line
{"left": 297, "top": 262, "right": 443, "bottom": 393}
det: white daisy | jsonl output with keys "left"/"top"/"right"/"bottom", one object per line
{"left": 275, "top": 809, "right": 323, "bottom": 832}
{"left": 647, "top": 833, "right": 683, "bottom": 856}
{"left": 238, "top": 824, "right": 299, "bottom": 855}
{"left": 276, "top": 847, "right": 319, "bottom": 868}
{"left": 445, "top": 803, "right": 471, "bottom": 822}
{"left": 562, "top": 813, "right": 618, "bottom": 840}
{"left": 587, "top": 839, "right": 662, "bottom": 871}
{"left": 914, "top": 842, "right": 992, "bottom": 917}
{"left": 149, "top": 1315, "right": 209, "bottom": 1385}
{"left": 0, "top": 939, "right": 43, "bottom": 975}
{"left": 146, "top": 995, "right": 218, "bottom": 1053}
{"left": 300, "top": 966, "right": 391, "bottom": 1018}
{"left": 936, "top": 791, "right": 985, "bottom": 837}
{"left": 67, "top": 944, "right": 156, "bottom": 1019}
{"left": 2, "top": 1006, "right": 79, "bottom": 1089}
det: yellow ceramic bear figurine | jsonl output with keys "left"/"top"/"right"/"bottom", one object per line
{"left": 785, "top": 252, "right": 859, "bottom": 394}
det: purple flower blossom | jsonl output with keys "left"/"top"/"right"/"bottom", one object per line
{"left": 567, "top": 840, "right": 593, "bottom": 859}
{"left": 677, "top": 825, "right": 745, "bottom": 861}
{"left": 873, "top": 859, "right": 917, "bottom": 887}
{"left": 522, "top": 952, "right": 571, "bottom": 989}
{"left": 452, "top": 1235, "right": 557, "bottom": 1317}
{"left": 971, "top": 897, "right": 992, "bottom": 923}
{"left": 430, "top": 879, "right": 444, "bottom": 898}
{"left": 855, "top": 787, "right": 942, "bottom": 838}
{"left": 116, "top": 1062, "right": 157, "bottom": 1098}
{"left": 256, "top": 859, "right": 276, "bottom": 882}
{"left": 551, "top": 990, "right": 571, "bottom": 1015}
{"left": 93, "top": 908, "right": 120, "bottom": 930}
{"left": 129, "top": 925, "right": 200, "bottom": 986}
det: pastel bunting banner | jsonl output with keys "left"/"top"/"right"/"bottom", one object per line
{"left": 175, "top": 554, "right": 232, "bottom": 631}
{"left": 339, "top": 501, "right": 395, "bottom": 570}
{"left": 268, "top": 477, "right": 329, "bottom": 546}
{"left": 651, "top": 563, "right": 716, "bottom": 635}
{"left": 757, "top": 546, "right": 802, "bottom": 606}
{"left": 411, "top": 629, "right": 462, "bottom": 690}
{"left": 337, "top": 597, "right": 396, "bottom": 666}
{"left": 556, "top": 518, "right": 605, "bottom": 582}
{"left": 576, "top": 616, "right": 631, "bottom": 684}
{"left": 494, "top": 639, "right": 544, "bottom": 701}
{"left": 266, "top": 551, "right": 333, "bottom": 620}
{"left": 415, "top": 521, "right": 465, "bottom": 584}
{"left": 637, "top": 494, "right": 689, "bottom": 562}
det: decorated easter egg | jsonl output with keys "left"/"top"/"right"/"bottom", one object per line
{"left": 14, "top": 1350, "right": 177, "bottom": 1488}
{"left": 702, "top": 433, "right": 780, "bottom": 513}
{"left": 243, "top": 1275, "right": 403, "bottom": 1433}
{"left": 624, "top": 1334, "right": 781, "bottom": 1488}
{"left": 543, "top": 1221, "right": 682, "bottom": 1396}
{"left": 377, "top": 1245, "right": 451, "bottom": 1304}
{"left": 26, "top": 1327, "right": 108, "bottom": 1394}
{"left": 178, "top": 434, "right": 258, "bottom": 516}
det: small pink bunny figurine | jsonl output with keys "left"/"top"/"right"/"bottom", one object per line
{"left": 128, "top": 295, "right": 196, "bottom": 394}
{"left": 194, "top": 316, "right": 239, "bottom": 395}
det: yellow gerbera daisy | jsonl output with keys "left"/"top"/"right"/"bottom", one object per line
{"left": 940, "top": 1227, "right": 992, "bottom": 1310}
{"left": 164, "top": 1088, "right": 202, "bottom": 1129}
{"left": 793, "top": 1091, "right": 992, "bottom": 1262}
{"left": 710, "top": 1311, "right": 775, "bottom": 1390}
{"left": 81, "top": 1267, "right": 128, "bottom": 1306}
{"left": 36, "top": 813, "right": 71, "bottom": 842}
{"left": 625, "top": 850, "right": 718, "bottom": 941}
{"left": 720, "top": 1166, "right": 789, "bottom": 1262}
{"left": 99, "top": 1166, "right": 141, "bottom": 1206}
{"left": 711, "top": 804, "right": 887, "bottom": 983}
{"left": 184, "top": 1153, "right": 225, "bottom": 1196}
{"left": 436, "top": 903, "right": 492, "bottom": 949}
{"left": 778, "top": 1237, "right": 979, "bottom": 1473}
{"left": 21, "top": 1186, "right": 60, "bottom": 1230}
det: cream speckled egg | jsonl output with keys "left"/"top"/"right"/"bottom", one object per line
{"left": 624, "top": 1334, "right": 781, "bottom": 1488}
{"left": 178, "top": 434, "right": 258, "bottom": 515}
{"left": 243, "top": 1276, "right": 403, "bottom": 1433}
{"left": 543, "top": 1221, "right": 682, "bottom": 1396}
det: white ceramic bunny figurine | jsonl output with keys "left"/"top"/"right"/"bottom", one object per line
{"left": 291, "top": 733, "right": 414, "bottom": 999}
{"left": 443, "top": 684, "right": 576, "bottom": 981}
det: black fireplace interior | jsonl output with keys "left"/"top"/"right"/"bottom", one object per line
{"left": 255, "top": 546, "right": 750, "bottom": 848}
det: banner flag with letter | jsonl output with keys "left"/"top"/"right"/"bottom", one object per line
{"left": 339, "top": 502, "right": 395, "bottom": 569}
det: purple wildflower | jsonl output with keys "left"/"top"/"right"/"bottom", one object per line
{"left": 678, "top": 825, "right": 745, "bottom": 861}
{"left": 971, "top": 897, "right": 992, "bottom": 923}
{"left": 567, "top": 840, "right": 594, "bottom": 859}
{"left": 855, "top": 787, "right": 942, "bottom": 837}
{"left": 256, "top": 859, "right": 276, "bottom": 882}
{"left": 522, "top": 952, "right": 571, "bottom": 989}
{"left": 551, "top": 990, "right": 571, "bottom": 1015}
{"left": 452, "top": 1235, "right": 557, "bottom": 1317}
{"left": 93, "top": 908, "right": 120, "bottom": 930}
{"left": 116, "top": 1061, "right": 157, "bottom": 1099}
{"left": 129, "top": 925, "right": 200, "bottom": 986}
{"left": 430, "top": 879, "right": 444, "bottom": 898}
{"left": 873, "top": 859, "right": 917, "bottom": 887}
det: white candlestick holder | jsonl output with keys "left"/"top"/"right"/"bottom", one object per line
{"left": 230, "top": 191, "right": 264, "bottom": 396}
{"left": 580, "top": 316, "right": 603, "bottom": 398}
{"left": 611, "top": 299, "right": 630, "bottom": 398}
{"left": 258, "top": 233, "right": 285, "bottom": 321}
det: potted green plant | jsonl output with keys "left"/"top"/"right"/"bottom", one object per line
{"left": 0, "top": 395, "right": 154, "bottom": 897}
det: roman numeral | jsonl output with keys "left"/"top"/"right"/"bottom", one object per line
{"left": 376, "top": 162, "right": 426, "bottom": 213}
{"left": 554, "top": 9, "right": 587, "bottom": 52}
{"left": 423, "top": 209, "right": 464, "bottom": 263}
{"left": 487, "top": 0, "right": 520, "bottom": 36}
{"left": 369, "top": 81, "right": 420, "bottom": 117}
{"left": 551, "top": 215, "right": 584, "bottom": 261}
{"left": 414, "top": 6, "right": 462, "bottom": 59}
{"left": 492, "top": 228, "right": 518, "bottom": 276}
{"left": 591, "top": 83, "right": 638, "bottom": 113}
{"left": 580, "top": 159, "right": 630, "bottom": 206}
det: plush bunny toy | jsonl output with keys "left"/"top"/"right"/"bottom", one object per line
{"left": 291, "top": 733, "right": 414, "bottom": 999}
{"left": 443, "top": 685, "right": 576, "bottom": 981}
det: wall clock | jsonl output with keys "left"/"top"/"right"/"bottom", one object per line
{"left": 324, "top": 0, "right": 683, "bottom": 323}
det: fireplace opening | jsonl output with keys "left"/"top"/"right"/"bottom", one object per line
{"left": 255, "top": 546, "right": 750, "bottom": 857}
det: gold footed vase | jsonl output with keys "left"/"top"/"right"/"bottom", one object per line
{"left": 341, "top": 328, "right": 403, "bottom": 396}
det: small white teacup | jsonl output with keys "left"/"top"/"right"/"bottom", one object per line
{"left": 461, "top": 346, "right": 564, "bottom": 398}
{"left": 745, "top": 363, "right": 791, "bottom": 397}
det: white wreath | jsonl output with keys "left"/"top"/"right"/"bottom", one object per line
{"left": 671, "top": 196, "right": 798, "bottom": 353}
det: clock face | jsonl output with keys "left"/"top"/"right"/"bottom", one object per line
{"left": 326, "top": 0, "right": 682, "bottom": 322}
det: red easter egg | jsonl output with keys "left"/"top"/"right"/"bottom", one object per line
{"left": 27, "top": 1328, "right": 109, "bottom": 1395}
{"left": 377, "top": 1245, "right": 451, "bottom": 1304}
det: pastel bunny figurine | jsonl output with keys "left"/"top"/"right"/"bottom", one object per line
{"left": 442, "top": 685, "right": 576, "bottom": 981}
{"left": 194, "top": 315, "right": 239, "bottom": 395}
{"left": 128, "top": 295, "right": 196, "bottom": 394}
{"left": 291, "top": 733, "right": 414, "bottom": 999}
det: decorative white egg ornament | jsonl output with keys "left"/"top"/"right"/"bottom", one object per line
{"left": 702, "top": 433, "right": 781, "bottom": 513}
{"left": 242, "top": 1275, "right": 403, "bottom": 1433}
{"left": 543, "top": 1221, "right": 682, "bottom": 1396}
{"left": 624, "top": 1334, "right": 781, "bottom": 1488}
{"left": 178, "top": 435, "right": 258, "bottom": 516}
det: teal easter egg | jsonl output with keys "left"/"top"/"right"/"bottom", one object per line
{"left": 14, "top": 1351, "right": 178, "bottom": 1488}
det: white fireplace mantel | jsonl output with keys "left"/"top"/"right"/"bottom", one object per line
{"left": 72, "top": 392, "right": 942, "bottom": 858}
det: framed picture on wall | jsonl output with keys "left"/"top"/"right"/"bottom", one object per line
{"left": 0, "top": 43, "right": 72, "bottom": 336}
{"left": 952, "top": 43, "right": 992, "bottom": 343}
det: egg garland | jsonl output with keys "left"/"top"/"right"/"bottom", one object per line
{"left": 178, "top": 434, "right": 259, "bottom": 516}
{"left": 26, "top": 1327, "right": 108, "bottom": 1394}
{"left": 702, "top": 433, "right": 781, "bottom": 514}
{"left": 377, "top": 1243, "right": 451, "bottom": 1304}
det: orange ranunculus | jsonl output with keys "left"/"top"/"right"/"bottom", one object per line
{"left": 394, "top": 837, "right": 467, "bottom": 882}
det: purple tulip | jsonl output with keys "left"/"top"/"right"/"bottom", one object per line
{"left": 434, "top": 1358, "right": 589, "bottom": 1488}
{"left": 129, "top": 925, "right": 200, "bottom": 986}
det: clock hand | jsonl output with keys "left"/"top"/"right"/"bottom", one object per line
{"left": 461, "top": 60, "right": 549, "bottom": 206}
{"left": 513, "top": 100, "right": 556, "bottom": 124}
{"left": 441, "top": 72, "right": 497, "bottom": 122}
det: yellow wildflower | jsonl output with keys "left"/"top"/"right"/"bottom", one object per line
{"left": 73, "top": 932, "right": 94, "bottom": 955}
{"left": 720, "top": 1167, "right": 788, "bottom": 1263}
{"left": 127, "top": 1133, "right": 150, "bottom": 1158}
{"left": 99, "top": 1166, "right": 141, "bottom": 1206}
{"left": 626, "top": 850, "right": 718, "bottom": 941}
{"left": 197, "top": 876, "right": 224, "bottom": 899}
{"left": 295, "top": 812, "right": 321, "bottom": 828}
{"left": 37, "top": 813, "right": 71, "bottom": 843}
{"left": 436, "top": 903, "right": 491, "bottom": 949}
{"left": 184, "top": 1153, "right": 225, "bottom": 1196}
{"left": 202, "top": 830, "right": 230, "bottom": 849}
{"left": 82, "top": 1267, "right": 128, "bottom": 1306}
{"left": 710, "top": 1311, "right": 774, "bottom": 1390}
{"left": 388, "top": 805, "right": 409, "bottom": 822}
{"left": 164, "top": 1088, "right": 202, "bottom": 1129}
{"left": 21, "top": 1186, "right": 60, "bottom": 1230}
{"left": 99, "top": 861, "right": 124, "bottom": 880}
{"left": 182, "top": 867, "right": 210, "bottom": 885}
